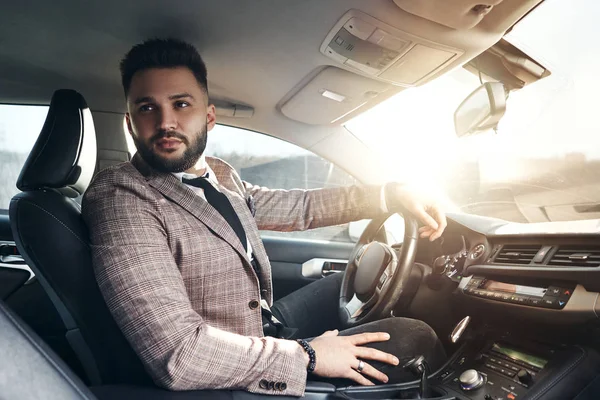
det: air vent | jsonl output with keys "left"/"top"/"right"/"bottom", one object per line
{"left": 493, "top": 245, "right": 542, "bottom": 265}
{"left": 548, "top": 246, "right": 600, "bottom": 267}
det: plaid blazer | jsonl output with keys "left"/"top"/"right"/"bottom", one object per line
{"left": 82, "top": 154, "right": 384, "bottom": 395}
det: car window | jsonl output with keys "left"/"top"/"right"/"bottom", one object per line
{"left": 0, "top": 104, "right": 48, "bottom": 209}
{"left": 124, "top": 123, "right": 363, "bottom": 243}
{"left": 205, "top": 125, "right": 360, "bottom": 243}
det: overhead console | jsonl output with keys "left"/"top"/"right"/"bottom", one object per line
{"left": 319, "top": 10, "right": 463, "bottom": 87}
{"left": 278, "top": 1, "right": 542, "bottom": 126}
{"left": 280, "top": 9, "right": 464, "bottom": 125}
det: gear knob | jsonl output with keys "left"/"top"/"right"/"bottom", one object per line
{"left": 450, "top": 315, "right": 471, "bottom": 344}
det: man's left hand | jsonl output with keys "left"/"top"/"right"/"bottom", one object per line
{"left": 385, "top": 183, "right": 447, "bottom": 241}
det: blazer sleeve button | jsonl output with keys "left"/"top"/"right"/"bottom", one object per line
{"left": 259, "top": 379, "right": 268, "bottom": 389}
{"left": 267, "top": 381, "right": 275, "bottom": 390}
{"left": 248, "top": 300, "right": 260, "bottom": 309}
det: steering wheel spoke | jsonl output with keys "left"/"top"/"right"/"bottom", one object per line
{"left": 353, "top": 243, "right": 368, "bottom": 264}
{"left": 345, "top": 294, "right": 366, "bottom": 318}
{"left": 339, "top": 212, "right": 419, "bottom": 328}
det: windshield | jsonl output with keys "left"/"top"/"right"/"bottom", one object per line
{"left": 346, "top": 0, "right": 600, "bottom": 223}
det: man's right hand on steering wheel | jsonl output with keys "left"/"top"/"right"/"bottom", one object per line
{"left": 384, "top": 183, "right": 447, "bottom": 241}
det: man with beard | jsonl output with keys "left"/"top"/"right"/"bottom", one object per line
{"left": 82, "top": 38, "right": 447, "bottom": 396}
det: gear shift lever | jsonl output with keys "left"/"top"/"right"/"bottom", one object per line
{"left": 449, "top": 315, "right": 471, "bottom": 344}
{"left": 403, "top": 355, "right": 430, "bottom": 399}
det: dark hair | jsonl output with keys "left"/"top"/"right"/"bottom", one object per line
{"left": 119, "top": 38, "right": 208, "bottom": 96}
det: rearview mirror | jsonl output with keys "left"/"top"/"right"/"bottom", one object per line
{"left": 454, "top": 82, "right": 507, "bottom": 137}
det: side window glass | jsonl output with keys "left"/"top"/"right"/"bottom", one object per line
{"left": 205, "top": 125, "right": 360, "bottom": 242}
{"left": 0, "top": 105, "right": 48, "bottom": 209}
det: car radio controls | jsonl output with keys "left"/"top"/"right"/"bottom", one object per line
{"left": 517, "top": 369, "right": 533, "bottom": 385}
{"left": 459, "top": 369, "right": 485, "bottom": 391}
{"left": 463, "top": 276, "right": 575, "bottom": 309}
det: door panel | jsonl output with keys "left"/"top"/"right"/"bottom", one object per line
{"left": 262, "top": 235, "right": 354, "bottom": 300}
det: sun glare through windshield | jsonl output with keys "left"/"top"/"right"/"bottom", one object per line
{"left": 346, "top": 0, "right": 600, "bottom": 224}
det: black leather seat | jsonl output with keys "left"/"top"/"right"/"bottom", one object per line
{"left": 0, "top": 297, "right": 96, "bottom": 399}
{"left": 0, "top": 295, "right": 306, "bottom": 399}
{"left": 9, "top": 89, "right": 151, "bottom": 386}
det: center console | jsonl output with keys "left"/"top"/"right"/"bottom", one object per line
{"left": 337, "top": 336, "right": 600, "bottom": 400}
{"left": 434, "top": 340, "right": 555, "bottom": 399}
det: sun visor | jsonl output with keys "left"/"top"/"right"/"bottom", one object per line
{"left": 280, "top": 66, "right": 391, "bottom": 125}
{"left": 392, "top": 0, "right": 504, "bottom": 30}
{"left": 319, "top": 10, "right": 462, "bottom": 87}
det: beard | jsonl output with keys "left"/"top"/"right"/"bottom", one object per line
{"left": 133, "top": 125, "right": 208, "bottom": 173}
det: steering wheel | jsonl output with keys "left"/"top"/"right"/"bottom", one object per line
{"left": 339, "top": 211, "right": 419, "bottom": 328}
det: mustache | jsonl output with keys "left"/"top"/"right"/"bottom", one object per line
{"left": 151, "top": 130, "right": 188, "bottom": 144}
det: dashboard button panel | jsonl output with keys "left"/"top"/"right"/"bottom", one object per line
{"left": 463, "top": 276, "right": 574, "bottom": 310}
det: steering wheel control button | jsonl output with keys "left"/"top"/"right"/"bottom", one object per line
{"left": 378, "top": 272, "right": 388, "bottom": 289}
{"left": 469, "top": 244, "right": 486, "bottom": 260}
{"left": 355, "top": 246, "right": 367, "bottom": 263}
{"left": 248, "top": 300, "right": 260, "bottom": 310}
{"left": 459, "top": 369, "right": 485, "bottom": 391}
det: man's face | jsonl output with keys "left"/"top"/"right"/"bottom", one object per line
{"left": 125, "top": 66, "right": 216, "bottom": 173}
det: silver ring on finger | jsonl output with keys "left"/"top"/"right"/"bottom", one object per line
{"left": 357, "top": 360, "right": 365, "bottom": 373}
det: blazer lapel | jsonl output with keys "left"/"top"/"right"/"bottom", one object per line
{"left": 132, "top": 155, "right": 250, "bottom": 262}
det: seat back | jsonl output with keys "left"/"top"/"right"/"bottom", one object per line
{"left": 9, "top": 89, "right": 151, "bottom": 386}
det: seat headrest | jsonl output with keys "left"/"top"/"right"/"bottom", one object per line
{"left": 17, "top": 89, "right": 97, "bottom": 198}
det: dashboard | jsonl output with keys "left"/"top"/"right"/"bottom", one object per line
{"left": 408, "top": 213, "right": 600, "bottom": 399}
{"left": 420, "top": 213, "right": 600, "bottom": 325}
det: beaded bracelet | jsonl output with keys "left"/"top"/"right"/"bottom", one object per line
{"left": 296, "top": 339, "right": 316, "bottom": 372}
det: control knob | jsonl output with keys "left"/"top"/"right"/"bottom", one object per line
{"left": 459, "top": 369, "right": 485, "bottom": 391}
{"left": 517, "top": 369, "right": 533, "bottom": 385}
